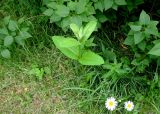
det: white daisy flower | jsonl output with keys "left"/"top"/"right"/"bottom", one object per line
{"left": 124, "top": 101, "right": 134, "bottom": 111}
{"left": 105, "top": 97, "right": 118, "bottom": 111}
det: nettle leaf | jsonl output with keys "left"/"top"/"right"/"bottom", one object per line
{"left": 0, "top": 28, "right": 9, "bottom": 35}
{"left": 19, "top": 31, "right": 32, "bottom": 39}
{"left": 8, "top": 20, "right": 18, "bottom": 31}
{"left": 138, "top": 41, "right": 146, "bottom": 51}
{"left": 94, "top": 1, "right": 104, "bottom": 12}
{"left": 50, "top": 13, "right": 61, "bottom": 22}
{"left": 148, "top": 42, "right": 160, "bottom": 56}
{"left": 130, "top": 25, "right": 142, "bottom": 31}
{"left": 145, "top": 21, "right": 159, "bottom": 37}
{"left": 124, "top": 35, "right": 134, "bottom": 46}
{"left": 52, "top": 36, "right": 80, "bottom": 48}
{"left": 139, "top": 10, "right": 150, "bottom": 25}
{"left": 82, "top": 21, "right": 97, "bottom": 41}
{"left": 43, "top": 8, "right": 54, "bottom": 16}
{"left": 115, "top": 0, "right": 127, "bottom": 5}
{"left": 70, "top": 16, "right": 82, "bottom": 28}
{"left": 68, "top": 1, "right": 76, "bottom": 11}
{"left": 47, "top": 2, "right": 57, "bottom": 9}
{"left": 55, "top": 5, "right": 70, "bottom": 17}
{"left": 15, "top": 36, "right": 25, "bottom": 46}
{"left": 75, "top": 0, "right": 87, "bottom": 14}
{"left": 104, "top": 0, "right": 113, "bottom": 10}
{"left": 134, "top": 32, "right": 145, "bottom": 44}
{"left": 4, "top": 36, "right": 14, "bottom": 47}
{"left": 112, "top": 3, "right": 118, "bottom": 10}
{"left": 3, "top": 16, "right": 10, "bottom": 25}
{"left": 1, "top": 49, "right": 11, "bottom": 58}
{"left": 78, "top": 50, "right": 104, "bottom": 65}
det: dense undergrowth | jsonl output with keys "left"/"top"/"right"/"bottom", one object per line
{"left": 0, "top": 0, "right": 160, "bottom": 113}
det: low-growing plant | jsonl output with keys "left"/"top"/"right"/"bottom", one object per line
{"left": 124, "top": 10, "right": 160, "bottom": 72}
{"left": 52, "top": 21, "right": 104, "bottom": 65}
{"left": 0, "top": 16, "right": 32, "bottom": 58}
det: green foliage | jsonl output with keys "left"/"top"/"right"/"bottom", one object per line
{"left": 124, "top": 10, "right": 160, "bottom": 72}
{"left": 52, "top": 21, "right": 104, "bottom": 65}
{"left": 0, "top": 16, "right": 32, "bottom": 58}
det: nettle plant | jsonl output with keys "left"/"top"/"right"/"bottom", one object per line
{"left": 0, "top": 16, "right": 32, "bottom": 58}
{"left": 124, "top": 10, "right": 160, "bottom": 72}
{"left": 52, "top": 21, "right": 104, "bottom": 65}
{"left": 42, "top": 0, "right": 133, "bottom": 31}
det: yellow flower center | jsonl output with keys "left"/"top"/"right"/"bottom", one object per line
{"left": 127, "top": 104, "right": 131, "bottom": 108}
{"left": 109, "top": 101, "right": 114, "bottom": 107}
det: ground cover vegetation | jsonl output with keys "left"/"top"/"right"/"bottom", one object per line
{"left": 0, "top": 0, "right": 160, "bottom": 113}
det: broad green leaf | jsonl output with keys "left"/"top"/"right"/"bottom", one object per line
{"left": 130, "top": 25, "right": 142, "bottom": 31}
{"left": 124, "top": 35, "right": 134, "bottom": 46}
{"left": 134, "top": 32, "right": 144, "bottom": 44}
{"left": 145, "top": 21, "right": 159, "bottom": 37}
{"left": 43, "top": 8, "right": 54, "bottom": 16}
{"left": 75, "top": 0, "right": 86, "bottom": 14}
{"left": 58, "top": 46, "right": 80, "bottom": 60}
{"left": 139, "top": 10, "right": 150, "bottom": 25}
{"left": 47, "top": 2, "right": 57, "bottom": 9}
{"left": 104, "top": 0, "right": 113, "bottom": 10}
{"left": 112, "top": 3, "right": 118, "bottom": 10}
{"left": 19, "top": 31, "right": 32, "bottom": 39}
{"left": 148, "top": 42, "right": 160, "bottom": 56}
{"left": 4, "top": 36, "right": 14, "bottom": 47}
{"left": 69, "top": 16, "right": 82, "bottom": 28}
{"left": 52, "top": 36, "right": 80, "bottom": 48}
{"left": 3, "top": 16, "right": 10, "bottom": 25}
{"left": 1, "top": 49, "right": 11, "bottom": 58}
{"left": 55, "top": 5, "right": 70, "bottom": 17}
{"left": 61, "top": 17, "right": 71, "bottom": 29}
{"left": 82, "top": 21, "right": 97, "bottom": 41}
{"left": 0, "top": 28, "right": 9, "bottom": 35}
{"left": 115, "top": 0, "right": 127, "bottom": 5}
{"left": 15, "top": 36, "right": 25, "bottom": 46}
{"left": 50, "top": 13, "right": 61, "bottom": 22}
{"left": 78, "top": 50, "right": 104, "bottom": 65}
{"left": 94, "top": 1, "right": 104, "bottom": 12}
{"left": 138, "top": 41, "right": 146, "bottom": 51}
{"left": 68, "top": 1, "right": 76, "bottom": 11}
{"left": 8, "top": 20, "right": 18, "bottom": 31}
{"left": 70, "top": 23, "right": 79, "bottom": 38}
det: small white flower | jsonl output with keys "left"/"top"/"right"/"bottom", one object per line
{"left": 124, "top": 101, "right": 134, "bottom": 111}
{"left": 105, "top": 97, "right": 118, "bottom": 111}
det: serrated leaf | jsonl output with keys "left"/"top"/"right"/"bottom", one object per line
{"left": 8, "top": 20, "right": 18, "bottom": 31}
{"left": 47, "top": 2, "right": 57, "bottom": 9}
{"left": 75, "top": 0, "right": 87, "bottom": 14}
{"left": 139, "top": 10, "right": 150, "bottom": 25}
{"left": 124, "top": 35, "right": 134, "bottom": 46}
{"left": 82, "top": 21, "right": 97, "bottom": 41}
{"left": 0, "top": 28, "right": 9, "bottom": 35}
{"left": 4, "top": 36, "right": 14, "bottom": 47}
{"left": 43, "top": 8, "right": 54, "bottom": 16}
{"left": 15, "top": 36, "right": 25, "bottom": 46}
{"left": 104, "top": 0, "right": 113, "bottom": 10}
{"left": 52, "top": 36, "right": 80, "bottom": 48}
{"left": 50, "top": 13, "right": 61, "bottom": 22}
{"left": 148, "top": 42, "right": 160, "bottom": 56}
{"left": 19, "top": 31, "right": 32, "bottom": 39}
{"left": 134, "top": 32, "right": 145, "bottom": 44}
{"left": 130, "top": 25, "right": 142, "bottom": 31}
{"left": 3, "top": 16, "right": 10, "bottom": 25}
{"left": 1, "top": 49, "right": 11, "bottom": 58}
{"left": 115, "top": 0, "right": 127, "bottom": 5}
{"left": 138, "top": 41, "right": 146, "bottom": 51}
{"left": 78, "top": 50, "right": 104, "bottom": 65}
{"left": 94, "top": 1, "right": 104, "bottom": 12}
{"left": 55, "top": 5, "right": 70, "bottom": 17}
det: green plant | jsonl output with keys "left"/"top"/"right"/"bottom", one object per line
{"left": 124, "top": 10, "right": 160, "bottom": 72}
{"left": 0, "top": 16, "right": 32, "bottom": 58}
{"left": 29, "top": 64, "right": 51, "bottom": 80}
{"left": 52, "top": 21, "right": 104, "bottom": 65}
